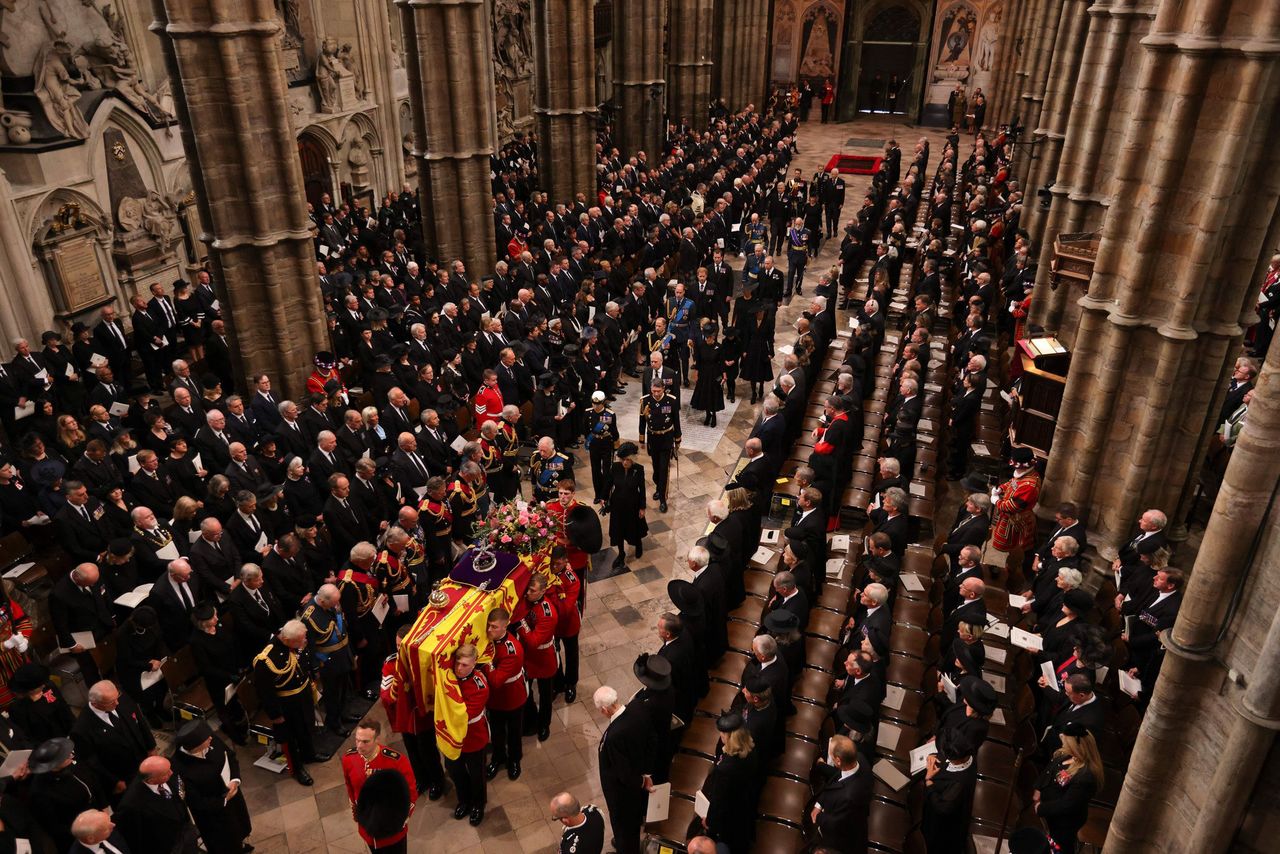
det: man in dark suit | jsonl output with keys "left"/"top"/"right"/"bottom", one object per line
{"left": 741, "top": 635, "right": 791, "bottom": 747}
{"left": 831, "top": 651, "right": 885, "bottom": 732}
{"left": 226, "top": 490, "right": 273, "bottom": 559}
{"left": 594, "top": 685, "right": 657, "bottom": 854}
{"left": 1113, "top": 508, "right": 1168, "bottom": 571}
{"left": 868, "top": 487, "right": 910, "bottom": 555}
{"left": 324, "top": 474, "right": 374, "bottom": 560}
{"left": 274, "top": 400, "right": 311, "bottom": 460}
{"left": 87, "top": 365, "right": 129, "bottom": 411}
{"left": 939, "top": 494, "right": 993, "bottom": 574}
{"left": 761, "top": 570, "right": 811, "bottom": 630}
{"left": 167, "top": 359, "right": 203, "bottom": 402}
{"left": 750, "top": 398, "right": 787, "bottom": 461}
{"left": 204, "top": 319, "right": 236, "bottom": 393}
{"left": 414, "top": 411, "right": 454, "bottom": 475}
{"left": 1126, "top": 568, "right": 1184, "bottom": 695}
{"left": 811, "top": 735, "right": 872, "bottom": 853}
{"left": 942, "top": 546, "right": 985, "bottom": 615}
{"left": 114, "top": 756, "right": 200, "bottom": 853}
{"left": 223, "top": 395, "right": 259, "bottom": 448}
{"left": 70, "top": 681, "right": 156, "bottom": 797}
{"left": 1033, "top": 502, "right": 1088, "bottom": 572}
{"left": 187, "top": 517, "right": 241, "bottom": 597}
{"left": 69, "top": 808, "right": 134, "bottom": 854}
{"left": 789, "top": 487, "right": 829, "bottom": 590}
{"left": 225, "top": 441, "right": 269, "bottom": 493}
{"left": 55, "top": 480, "right": 110, "bottom": 563}
{"left": 127, "top": 451, "right": 181, "bottom": 519}
{"left": 298, "top": 394, "right": 333, "bottom": 445}
{"left": 226, "top": 563, "right": 286, "bottom": 665}
{"left": 250, "top": 374, "right": 283, "bottom": 431}
{"left": 390, "top": 432, "right": 432, "bottom": 499}
{"left": 146, "top": 558, "right": 207, "bottom": 649}
{"left": 1218, "top": 358, "right": 1257, "bottom": 423}
{"left": 193, "top": 410, "right": 234, "bottom": 473}
{"left": 1038, "top": 674, "right": 1106, "bottom": 758}
{"left": 656, "top": 612, "right": 698, "bottom": 725}
{"left": 308, "top": 430, "right": 352, "bottom": 484}
{"left": 849, "top": 583, "right": 892, "bottom": 659}
{"left": 689, "top": 547, "right": 728, "bottom": 663}
{"left": 130, "top": 294, "right": 166, "bottom": 392}
{"left": 49, "top": 563, "right": 117, "bottom": 684}
{"left": 93, "top": 304, "right": 133, "bottom": 388}
{"left": 164, "top": 387, "right": 204, "bottom": 437}
{"left": 731, "top": 438, "right": 775, "bottom": 518}
{"left": 941, "top": 577, "right": 987, "bottom": 651}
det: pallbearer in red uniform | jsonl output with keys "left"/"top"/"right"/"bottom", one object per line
{"left": 418, "top": 476, "right": 453, "bottom": 587}
{"left": 546, "top": 479, "right": 591, "bottom": 575}
{"left": 381, "top": 625, "right": 446, "bottom": 800}
{"left": 444, "top": 643, "right": 490, "bottom": 826}
{"left": 548, "top": 546, "right": 583, "bottom": 703}
{"left": 991, "top": 446, "right": 1043, "bottom": 569}
{"left": 482, "top": 607, "right": 526, "bottom": 782}
{"left": 342, "top": 718, "right": 417, "bottom": 852}
{"left": 473, "top": 369, "right": 504, "bottom": 427}
{"left": 516, "top": 573, "right": 559, "bottom": 741}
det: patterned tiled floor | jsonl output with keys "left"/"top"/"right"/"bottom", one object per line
{"left": 221, "top": 115, "right": 954, "bottom": 854}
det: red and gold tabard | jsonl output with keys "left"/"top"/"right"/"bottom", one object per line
{"left": 991, "top": 470, "right": 1042, "bottom": 551}
{"left": 341, "top": 744, "right": 417, "bottom": 847}
{"left": 545, "top": 499, "right": 589, "bottom": 571}
{"left": 483, "top": 631, "right": 526, "bottom": 712}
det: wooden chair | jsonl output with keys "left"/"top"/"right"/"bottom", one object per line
{"left": 769, "top": 733, "right": 818, "bottom": 782}
{"left": 753, "top": 819, "right": 805, "bottom": 853}
{"left": 163, "top": 646, "right": 215, "bottom": 724}
{"left": 678, "top": 715, "right": 721, "bottom": 758}
{"left": 757, "top": 777, "right": 811, "bottom": 826}
{"left": 792, "top": 668, "right": 834, "bottom": 704}
{"left": 727, "top": 620, "right": 759, "bottom": 654}
{"left": 696, "top": 683, "right": 741, "bottom": 717}
{"left": 708, "top": 652, "right": 749, "bottom": 685}
{"left": 867, "top": 800, "right": 913, "bottom": 853}
{"left": 788, "top": 699, "right": 829, "bottom": 742}
{"left": 668, "top": 753, "right": 712, "bottom": 798}
{"left": 644, "top": 794, "right": 696, "bottom": 849}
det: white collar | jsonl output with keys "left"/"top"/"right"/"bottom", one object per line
{"left": 838, "top": 762, "right": 859, "bottom": 781}
{"left": 608, "top": 704, "right": 627, "bottom": 723}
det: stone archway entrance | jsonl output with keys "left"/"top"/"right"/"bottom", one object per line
{"left": 298, "top": 133, "right": 332, "bottom": 210}
{"left": 854, "top": 5, "right": 921, "bottom": 114}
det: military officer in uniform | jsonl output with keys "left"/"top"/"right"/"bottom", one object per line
{"left": 584, "top": 391, "right": 620, "bottom": 500}
{"left": 551, "top": 791, "right": 606, "bottom": 854}
{"left": 252, "top": 620, "right": 318, "bottom": 785}
{"left": 516, "top": 573, "right": 559, "bottom": 741}
{"left": 375, "top": 526, "right": 419, "bottom": 634}
{"left": 785, "top": 216, "right": 811, "bottom": 299}
{"left": 449, "top": 462, "right": 485, "bottom": 544}
{"left": 443, "top": 643, "right": 490, "bottom": 826}
{"left": 529, "top": 436, "right": 573, "bottom": 504}
{"left": 665, "top": 282, "right": 697, "bottom": 385}
{"left": 482, "top": 607, "right": 526, "bottom": 781}
{"left": 300, "top": 583, "right": 355, "bottom": 734}
{"left": 418, "top": 476, "right": 453, "bottom": 588}
{"left": 639, "top": 380, "right": 681, "bottom": 513}
{"left": 493, "top": 405, "right": 523, "bottom": 501}
{"left": 339, "top": 543, "right": 387, "bottom": 699}
{"left": 342, "top": 718, "right": 417, "bottom": 852}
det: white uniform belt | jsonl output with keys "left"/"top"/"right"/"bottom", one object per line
{"left": 536, "top": 642, "right": 553, "bottom": 650}
{"left": 468, "top": 712, "right": 487, "bottom": 724}
{"left": 505, "top": 672, "right": 524, "bottom": 684}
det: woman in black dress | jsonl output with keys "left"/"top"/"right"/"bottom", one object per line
{"left": 690, "top": 323, "right": 725, "bottom": 426}
{"left": 921, "top": 735, "right": 979, "bottom": 854}
{"left": 740, "top": 303, "right": 774, "bottom": 404}
{"left": 188, "top": 603, "right": 250, "bottom": 745}
{"left": 934, "top": 675, "right": 996, "bottom": 758}
{"left": 604, "top": 442, "right": 647, "bottom": 569}
{"left": 115, "top": 604, "right": 170, "bottom": 728}
{"left": 720, "top": 327, "right": 742, "bottom": 404}
{"left": 41, "top": 330, "right": 86, "bottom": 416}
{"left": 700, "top": 712, "right": 759, "bottom": 853}
{"left": 174, "top": 280, "right": 206, "bottom": 363}
{"left": 1035, "top": 725, "right": 1103, "bottom": 854}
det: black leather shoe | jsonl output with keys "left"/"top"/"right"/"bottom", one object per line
{"left": 242, "top": 845, "right": 255, "bottom": 853}
{"left": 469, "top": 806, "right": 485, "bottom": 826}
{"left": 635, "top": 543, "right": 643, "bottom": 558}
{"left": 653, "top": 490, "right": 661, "bottom": 500}
{"left": 612, "top": 554, "right": 625, "bottom": 569}
{"left": 507, "top": 761, "right": 522, "bottom": 780}
{"left": 453, "top": 804, "right": 470, "bottom": 820}
{"left": 565, "top": 687, "right": 577, "bottom": 703}
{"left": 293, "top": 768, "right": 313, "bottom": 786}
{"left": 427, "top": 785, "right": 443, "bottom": 801}
{"left": 660, "top": 501, "right": 668, "bottom": 513}
{"left": 484, "top": 761, "right": 500, "bottom": 780}
{"left": 538, "top": 727, "right": 550, "bottom": 741}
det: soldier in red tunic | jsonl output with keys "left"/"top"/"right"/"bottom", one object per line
{"left": 546, "top": 479, "right": 592, "bottom": 576}
{"left": 444, "top": 643, "right": 490, "bottom": 826}
{"left": 991, "top": 446, "right": 1043, "bottom": 566}
{"left": 516, "top": 572, "right": 559, "bottom": 741}
{"left": 548, "top": 547, "right": 583, "bottom": 704}
{"left": 482, "top": 607, "right": 526, "bottom": 782}
{"left": 342, "top": 718, "right": 418, "bottom": 851}
{"left": 380, "top": 625, "right": 446, "bottom": 800}
{"left": 473, "top": 369, "right": 504, "bottom": 427}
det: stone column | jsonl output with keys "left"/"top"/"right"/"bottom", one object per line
{"left": 399, "top": 0, "right": 497, "bottom": 278}
{"left": 1028, "top": 1, "right": 1157, "bottom": 340}
{"left": 667, "top": 0, "right": 715, "bottom": 125}
{"left": 149, "top": 0, "right": 327, "bottom": 400}
{"left": 1014, "top": 0, "right": 1064, "bottom": 188}
{"left": 613, "top": 0, "right": 666, "bottom": 157}
{"left": 716, "top": 0, "right": 768, "bottom": 112}
{"left": 1020, "top": 0, "right": 1091, "bottom": 245}
{"left": 532, "top": 0, "right": 597, "bottom": 203}
{"left": 1038, "top": 0, "right": 1280, "bottom": 555}
{"left": 357, "top": 0, "right": 405, "bottom": 185}
{"left": 986, "top": 0, "right": 1030, "bottom": 124}
{"left": 1107, "top": 323, "right": 1280, "bottom": 854}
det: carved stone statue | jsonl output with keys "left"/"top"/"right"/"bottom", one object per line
{"left": 34, "top": 39, "right": 89, "bottom": 139}
{"left": 314, "top": 36, "right": 351, "bottom": 113}
{"left": 117, "top": 196, "right": 144, "bottom": 232}
{"left": 338, "top": 43, "right": 364, "bottom": 98}
{"left": 141, "top": 190, "right": 177, "bottom": 243}
{"left": 491, "top": 0, "right": 533, "bottom": 141}
{"left": 347, "top": 137, "right": 369, "bottom": 187}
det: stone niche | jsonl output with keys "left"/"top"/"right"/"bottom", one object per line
{"left": 492, "top": 0, "right": 534, "bottom": 141}
{"left": 33, "top": 203, "right": 113, "bottom": 319}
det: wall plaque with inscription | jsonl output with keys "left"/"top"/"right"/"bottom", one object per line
{"left": 51, "top": 236, "right": 110, "bottom": 313}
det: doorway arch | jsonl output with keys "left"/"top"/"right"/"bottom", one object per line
{"left": 858, "top": 4, "right": 921, "bottom": 113}
{"left": 298, "top": 132, "right": 333, "bottom": 211}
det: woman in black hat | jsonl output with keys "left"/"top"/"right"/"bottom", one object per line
{"left": 699, "top": 712, "right": 759, "bottom": 853}
{"left": 1039, "top": 589, "right": 1096, "bottom": 664}
{"left": 739, "top": 302, "right": 775, "bottom": 404}
{"left": 921, "top": 733, "right": 979, "bottom": 854}
{"left": 6, "top": 662, "right": 75, "bottom": 741}
{"left": 173, "top": 280, "right": 206, "bottom": 363}
{"left": 690, "top": 322, "right": 725, "bottom": 427}
{"left": 115, "top": 604, "right": 171, "bottom": 728}
{"left": 70, "top": 320, "right": 96, "bottom": 377}
{"left": 41, "top": 330, "right": 86, "bottom": 417}
{"left": 171, "top": 719, "right": 253, "bottom": 853}
{"left": 934, "top": 675, "right": 995, "bottom": 758}
{"left": 606, "top": 442, "right": 647, "bottom": 569}
{"left": 1034, "top": 724, "right": 1103, "bottom": 853}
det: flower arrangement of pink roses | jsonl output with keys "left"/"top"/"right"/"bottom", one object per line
{"left": 472, "top": 499, "right": 559, "bottom": 555}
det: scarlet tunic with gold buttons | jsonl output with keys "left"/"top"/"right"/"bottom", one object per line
{"left": 545, "top": 499, "right": 590, "bottom": 571}
{"left": 515, "top": 596, "right": 559, "bottom": 679}
{"left": 551, "top": 566, "right": 582, "bottom": 638}
{"left": 341, "top": 744, "right": 418, "bottom": 846}
{"left": 458, "top": 670, "right": 491, "bottom": 753}
{"left": 484, "top": 632, "right": 527, "bottom": 712}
